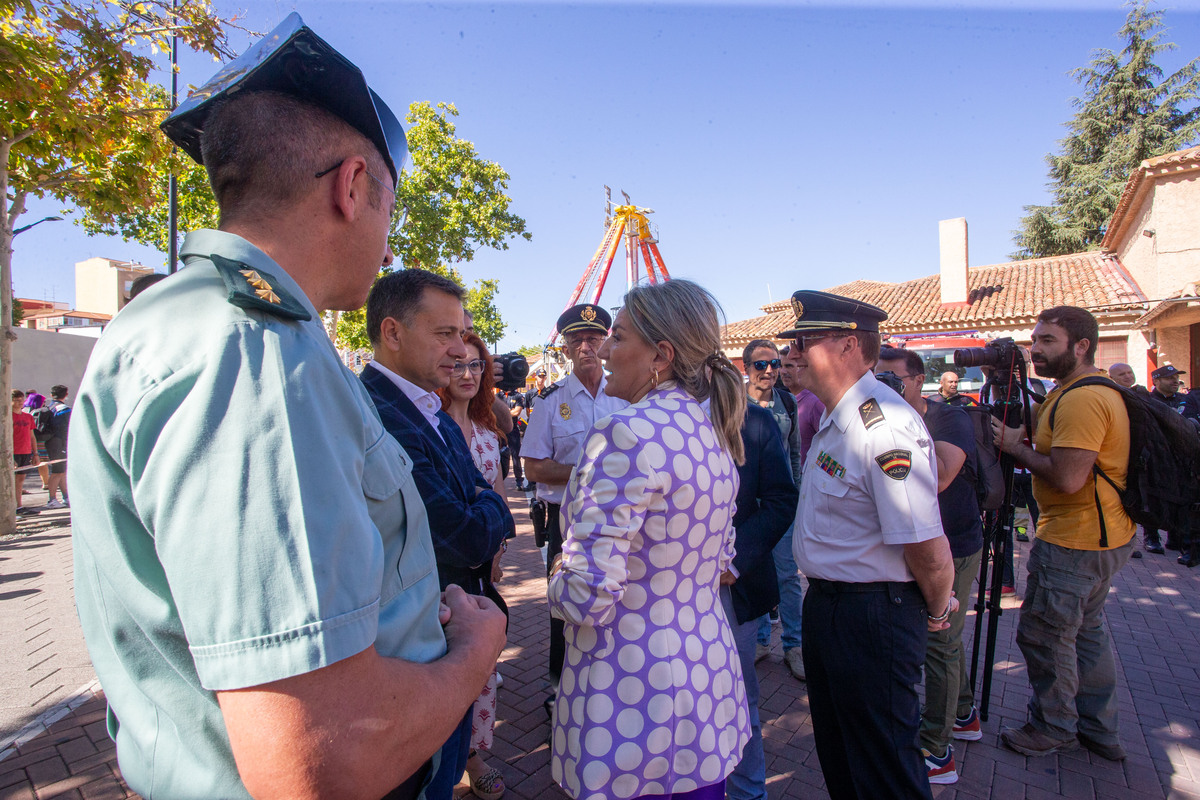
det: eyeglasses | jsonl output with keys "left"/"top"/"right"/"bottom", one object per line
{"left": 794, "top": 333, "right": 847, "bottom": 350}
{"left": 315, "top": 159, "right": 409, "bottom": 228}
{"left": 565, "top": 334, "right": 605, "bottom": 351}
{"left": 751, "top": 359, "right": 782, "bottom": 371}
{"left": 890, "top": 373, "right": 923, "bottom": 381}
{"left": 451, "top": 359, "right": 486, "bottom": 377}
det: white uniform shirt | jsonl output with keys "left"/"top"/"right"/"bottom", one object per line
{"left": 521, "top": 371, "right": 628, "bottom": 505}
{"left": 793, "top": 370, "right": 944, "bottom": 583}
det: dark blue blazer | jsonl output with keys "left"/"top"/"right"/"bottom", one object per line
{"left": 361, "top": 365, "right": 514, "bottom": 593}
{"left": 729, "top": 403, "right": 800, "bottom": 625}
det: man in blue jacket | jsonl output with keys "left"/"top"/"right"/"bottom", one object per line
{"left": 721, "top": 403, "right": 800, "bottom": 800}
{"left": 361, "top": 267, "right": 515, "bottom": 799}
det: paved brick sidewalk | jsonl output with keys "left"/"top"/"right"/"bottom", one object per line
{"left": 3, "top": 478, "right": 1199, "bottom": 799}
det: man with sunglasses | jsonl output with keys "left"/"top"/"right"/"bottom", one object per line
{"left": 742, "top": 339, "right": 805, "bottom": 682}
{"left": 523, "top": 304, "right": 628, "bottom": 711}
{"left": 69, "top": 17, "right": 505, "bottom": 800}
{"left": 783, "top": 290, "right": 955, "bottom": 800}
{"left": 361, "top": 267, "right": 516, "bottom": 798}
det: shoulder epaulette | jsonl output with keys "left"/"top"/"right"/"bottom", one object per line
{"left": 539, "top": 382, "right": 562, "bottom": 400}
{"left": 859, "top": 397, "right": 886, "bottom": 430}
{"left": 211, "top": 254, "right": 312, "bottom": 321}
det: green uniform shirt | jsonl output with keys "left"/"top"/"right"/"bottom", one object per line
{"left": 70, "top": 230, "right": 446, "bottom": 799}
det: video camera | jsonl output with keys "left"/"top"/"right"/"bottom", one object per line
{"left": 954, "top": 337, "right": 1028, "bottom": 429}
{"left": 494, "top": 352, "right": 531, "bottom": 392}
{"left": 875, "top": 370, "right": 906, "bottom": 396}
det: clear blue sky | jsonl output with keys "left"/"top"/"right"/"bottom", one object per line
{"left": 12, "top": 0, "right": 1200, "bottom": 351}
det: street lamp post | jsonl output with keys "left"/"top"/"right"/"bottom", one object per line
{"left": 12, "top": 216, "right": 63, "bottom": 236}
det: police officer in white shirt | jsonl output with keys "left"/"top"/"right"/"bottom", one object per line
{"left": 782, "top": 290, "right": 957, "bottom": 800}
{"left": 522, "top": 303, "right": 628, "bottom": 703}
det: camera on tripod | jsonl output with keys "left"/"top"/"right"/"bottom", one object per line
{"left": 955, "top": 337, "right": 1028, "bottom": 429}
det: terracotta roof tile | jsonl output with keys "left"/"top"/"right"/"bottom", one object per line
{"left": 721, "top": 251, "right": 1147, "bottom": 344}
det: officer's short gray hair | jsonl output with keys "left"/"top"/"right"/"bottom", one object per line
{"left": 202, "top": 90, "right": 391, "bottom": 225}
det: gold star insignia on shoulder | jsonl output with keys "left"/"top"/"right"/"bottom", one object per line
{"left": 209, "top": 254, "right": 311, "bottom": 322}
{"left": 240, "top": 269, "right": 281, "bottom": 304}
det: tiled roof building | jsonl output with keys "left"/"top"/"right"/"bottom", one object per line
{"left": 722, "top": 146, "right": 1200, "bottom": 386}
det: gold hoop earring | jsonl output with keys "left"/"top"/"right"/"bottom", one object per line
{"left": 651, "top": 368, "right": 660, "bottom": 389}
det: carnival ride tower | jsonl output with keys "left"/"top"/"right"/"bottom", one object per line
{"left": 546, "top": 187, "right": 671, "bottom": 347}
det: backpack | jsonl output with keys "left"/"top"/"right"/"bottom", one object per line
{"left": 1048, "top": 376, "right": 1200, "bottom": 547}
{"left": 49, "top": 403, "right": 71, "bottom": 440}
{"left": 31, "top": 406, "right": 55, "bottom": 440}
{"left": 958, "top": 405, "right": 1006, "bottom": 511}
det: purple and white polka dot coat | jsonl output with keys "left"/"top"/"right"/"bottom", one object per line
{"left": 548, "top": 385, "right": 750, "bottom": 800}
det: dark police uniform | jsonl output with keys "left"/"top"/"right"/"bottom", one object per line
{"left": 781, "top": 291, "right": 944, "bottom": 800}
{"left": 521, "top": 305, "right": 627, "bottom": 686}
{"left": 1148, "top": 365, "right": 1200, "bottom": 563}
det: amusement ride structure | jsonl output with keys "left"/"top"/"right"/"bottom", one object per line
{"left": 539, "top": 188, "right": 671, "bottom": 375}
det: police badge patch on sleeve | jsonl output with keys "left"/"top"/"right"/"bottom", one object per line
{"left": 875, "top": 449, "right": 912, "bottom": 480}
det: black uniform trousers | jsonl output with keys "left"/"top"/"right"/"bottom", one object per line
{"left": 803, "top": 579, "right": 933, "bottom": 800}
{"left": 546, "top": 503, "right": 565, "bottom": 683}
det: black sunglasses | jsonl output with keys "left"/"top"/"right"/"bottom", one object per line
{"left": 752, "top": 359, "right": 782, "bottom": 371}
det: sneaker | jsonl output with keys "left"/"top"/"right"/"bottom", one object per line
{"left": 952, "top": 706, "right": 983, "bottom": 741}
{"left": 15, "top": 506, "right": 38, "bottom": 516}
{"left": 754, "top": 643, "right": 770, "bottom": 663}
{"left": 784, "top": 648, "right": 806, "bottom": 681}
{"left": 1146, "top": 541, "right": 1165, "bottom": 555}
{"left": 768, "top": 609, "right": 780, "bottom": 625}
{"left": 1000, "top": 723, "right": 1079, "bottom": 757}
{"left": 44, "top": 499, "right": 66, "bottom": 509}
{"left": 1015, "top": 526, "right": 1029, "bottom": 542}
{"left": 1077, "top": 732, "right": 1127, "bottom": 761}
{"left": 923, "top": 746, "right": 958, "bottom": 785}
{"left": 1001, "top": 585, "right": 1015, "bottom": 596}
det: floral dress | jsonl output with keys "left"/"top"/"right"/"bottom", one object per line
{"left": 467, "top": 420, "right": 502, "bottom": 751}
{"left": 547, "top": 384, "right": 750, "bottom": 800}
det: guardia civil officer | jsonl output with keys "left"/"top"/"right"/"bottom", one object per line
{"left": 522, "top": 303, "right": 628, "bottom": 702}
{"left": 68, "top": 16, "right": 505, "bottom": 800}
{"left": 783, "top": 290, "right": 956, "bottom": 800}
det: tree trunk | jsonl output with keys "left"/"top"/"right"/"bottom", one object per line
{"left": 0, "top": 156, "right": 21, "bottom": 536}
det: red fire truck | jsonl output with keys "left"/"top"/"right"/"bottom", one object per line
{"left": 888, "top": 332, "right": 990, "bottom": 401}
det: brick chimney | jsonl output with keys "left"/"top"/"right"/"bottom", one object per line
{"left": 939, "top": 217, "right": 969, "bottom": 306}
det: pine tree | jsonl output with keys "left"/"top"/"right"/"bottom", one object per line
{"left": 1012, "top": 1, "right": 1200, "bottom": 259}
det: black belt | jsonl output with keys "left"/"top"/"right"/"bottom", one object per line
{"left": 808, "top": 578, "right": 919, "bottom": 595}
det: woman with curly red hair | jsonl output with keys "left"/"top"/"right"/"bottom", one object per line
{"left": 439, "top": 330, "right": 510, "bottom": 800}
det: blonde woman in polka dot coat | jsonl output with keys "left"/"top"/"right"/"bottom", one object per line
{"left": 548, "top": 280, "right": 751, "bottom": 800}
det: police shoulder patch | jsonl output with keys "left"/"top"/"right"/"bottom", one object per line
{"left": 211, "top": 254, "right": 312, "bottom": 321}
{"left": 875, "top": 449, "right": 912, "bottom": 480}
{"left": 859, "top": 398, "right": 885, "bottom": 430}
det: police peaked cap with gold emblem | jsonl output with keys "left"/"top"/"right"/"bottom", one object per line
{"left": 557, "top": 304, "right": 613, "bottom": 337}
{"left": 161, "top": 13, "right": 407, "bottom": 184}
{"left": 777, "top": 290, "right": 888, "bottom": 338}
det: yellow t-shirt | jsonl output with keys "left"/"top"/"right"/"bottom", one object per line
{"left": 1032, "top": 371, "right": 1135, "bottom": 550}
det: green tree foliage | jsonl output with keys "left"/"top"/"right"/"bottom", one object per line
{"left": 11, "top": 297, "right": 22, "bottom": 326}
{"left": 393, "top": 102, "right": 531, "bottom": 271}
{"left": 517, "top": 344, "right": 542, "bottom": 359}
{"left": 0, "top": 0, "right": 236, "bottom": 534}
{"left": 1011, "top": 1, "right": 1199, "bottom": 259}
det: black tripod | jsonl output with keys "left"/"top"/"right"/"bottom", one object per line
{"left": 967, "top": 358, "right": 1037, "bottom": 721}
